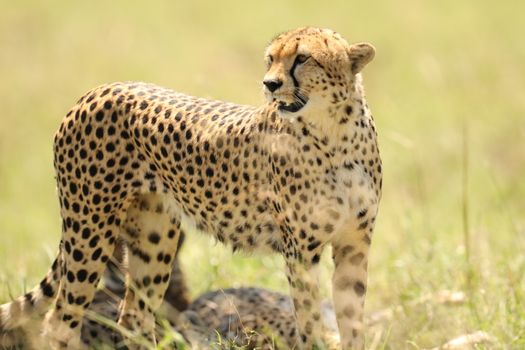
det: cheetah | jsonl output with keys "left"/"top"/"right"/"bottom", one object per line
{"left": 182, "top": 287, "right": 341, "bottom": 349}
{"left": 2, "top": 286, "right": 341, "bottom": 349}
{"left": 0, "top": 26, "right": 381, "bottom": 349}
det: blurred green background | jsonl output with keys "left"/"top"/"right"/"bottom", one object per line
{"left": 0, "top": 0, "right": 524, "bottom": 348}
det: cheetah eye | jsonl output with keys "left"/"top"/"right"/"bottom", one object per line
{"left": 294, "top": 54, "right": 310, "bottom": 65}
{"left": 266, "top": 55, "right": 273, "bottom": 67}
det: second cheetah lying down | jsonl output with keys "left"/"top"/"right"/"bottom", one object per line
{"left": 2, "top": 286, "right": 339, "bottom": 349}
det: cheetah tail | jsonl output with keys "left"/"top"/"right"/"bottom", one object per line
{"left": 0, "top": 251, "right": 61, "bottom": 333}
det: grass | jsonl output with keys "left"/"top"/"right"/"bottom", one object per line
{"left": 0, "top": 0, "right": 524, "bottom": 348}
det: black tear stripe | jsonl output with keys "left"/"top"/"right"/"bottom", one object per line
{"left": 290, "top": 57, "right": 301, "bottom": 88}
{"left": 278, "top": 57, "right": 308, "bottom": 113}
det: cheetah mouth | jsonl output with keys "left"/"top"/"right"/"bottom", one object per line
{"left": 278, "top": 100, "right": 305, "bottom": 113}
{"left": 276, "top": 91, "right": 309, "bottom": 113}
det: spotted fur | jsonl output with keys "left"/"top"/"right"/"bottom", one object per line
{"left": 0, "top": 26, "right": 381, "bottom": 349}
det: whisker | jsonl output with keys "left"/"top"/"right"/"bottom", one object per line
{"left": 294, "top": 90, "right": 308, "bottom": 105}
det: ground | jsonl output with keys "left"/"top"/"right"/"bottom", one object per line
{"left": 0, "top": 1, "right": 524, "bottom": 349}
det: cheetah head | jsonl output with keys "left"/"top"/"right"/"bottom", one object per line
{"left": 263, "top": 27, "right": 375, "bottom": 119}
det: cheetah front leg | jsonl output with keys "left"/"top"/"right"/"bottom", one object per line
{"left": 331, "top": 214, "right": 376, "bottom": 350}
{"left": 117, "top": 193, "right": 182, "bottom": 350}
{"left": 284, "top": 256, "right": 325, "bottom": 349}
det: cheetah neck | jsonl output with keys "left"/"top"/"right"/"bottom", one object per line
{"left": 290, "top": 80, "right": 377, "bottom": 164}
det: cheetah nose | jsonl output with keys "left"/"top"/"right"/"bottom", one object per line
{"left": 263, "top": 79, "right": 283, "bottom": 93}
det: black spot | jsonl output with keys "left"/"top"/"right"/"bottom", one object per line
{"left": 358, "top": 220, "right": 368, "bottom": 230}
{"left": 307, "top": 241, "right": 321, "bottom": 251}
{"left": 92, "top": 214, "right": 100, "bottom": 223}
{"left": 72, "top": 203, "right": 80, "bottom": 213}
{"left": 69, "top": 183, "right": 77, "bottom": 195}
{"left": 299, "top": 229, "right": 307, "bottom": 239}
{"left": 95, "top": 111, "right": 104, "bottom": 122}
{"left": 354, "top": 281, "right": 366, "bottom": 296}
{"left": 111, "top": 184, "right": 121, "bottom": 194}
{"left": 81, "top": 227, "right": 91, "bottom": 239}
{"left": 148, "top": 232, "right": 161, "bottom": 244}
{"left": 67, "top": 271, "right": 75, "bottom": 282}
{"left": 91, "top": 248, "right": 102, "bottom": 261}
{"left": 67, "top": 293, "right": 75, "bottom": 305}
{"left": 72, "top": 249, "right": 84, "bottom": 262}
{"left": 95, "top": 127, "right": 104, "bottom": 139}
{"left": 24, "top": 292, "right": 34, "bottom": 306}
{"left": 88, "top": 272, "right": 98, "bottom": 283}
{"left": 92, "top": 194, "right": 101, "bottom": 205}
{"left": 357, "top": 208, "right": 368, "bottom": 219}
{"left": 75, "top": 296, "right": 86, "bottom": 305}
{"left": 143, "top": 276, "right": 151, "bottom": 287}
{"left": 40, "top": 281, "right": 54, "bottom": 297}
{"left": 77, "top": 269, "right": 88, "bottom": 282}
{"left": 119, "top": 157, "right": 129, "bottom": 166}
{"left": 89, "top": 235, "right": 100, "bottom": 248}
{"left": 72, "top": 220, "right": 80, "bottom": 232}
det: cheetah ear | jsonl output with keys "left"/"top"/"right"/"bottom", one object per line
{"left": 347, "top": 42, "right": 375, "bottom": 74}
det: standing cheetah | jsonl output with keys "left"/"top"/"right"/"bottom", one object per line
{"left": 0, "top": 27, "right": 381, "bottom": 349}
